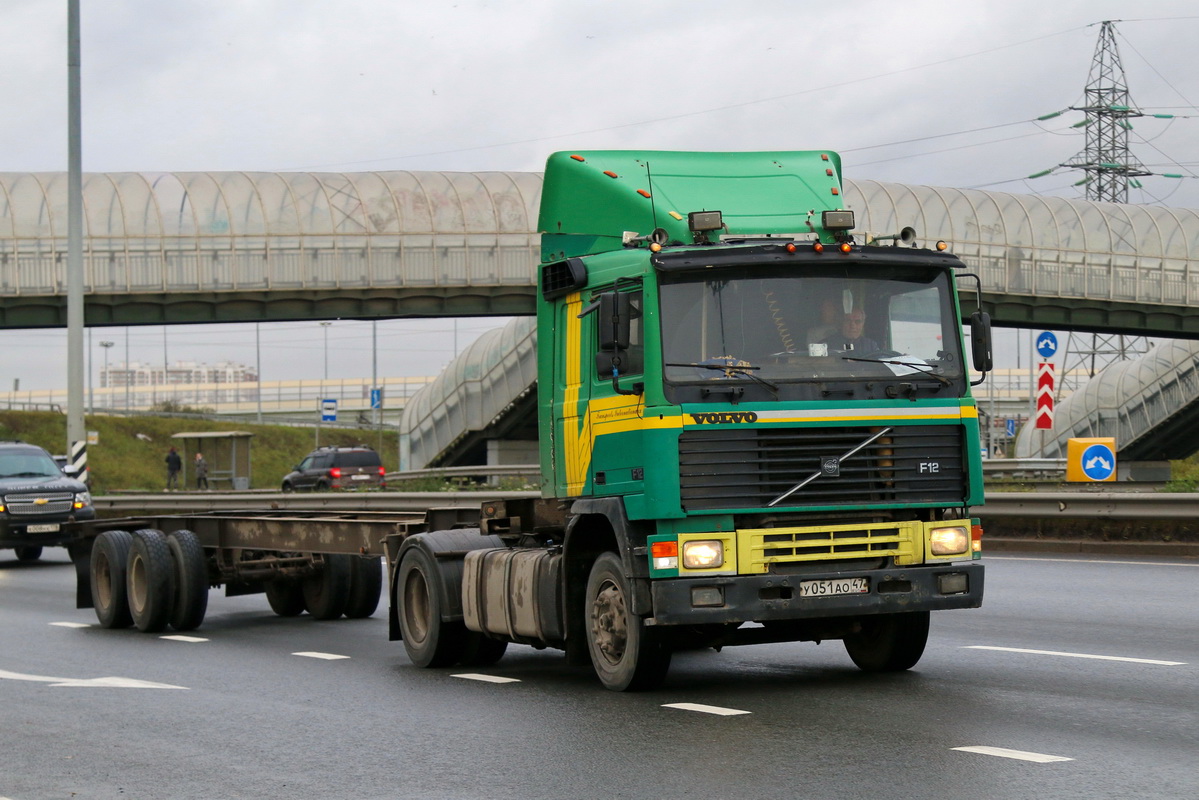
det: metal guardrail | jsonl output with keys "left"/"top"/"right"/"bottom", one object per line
{"left": 385, "top": 465, "right": 540, "bottom": 482}
{"left": 90, "top": 491, "right": 1198, "bottom": 520}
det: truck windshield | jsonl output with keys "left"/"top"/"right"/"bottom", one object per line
{"left": 659, "top": 265, "right": 965, "bottom": 399}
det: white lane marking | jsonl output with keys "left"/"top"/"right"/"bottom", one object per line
{"left": 663, "top": 702, "right": 751, "bottom": 716}
{"left": 987, "top": 556, "right": 1199, "bottom": 568}
{"left": 452, "top": 673, "right": 521, "bottom": 684}
{"left": 292, "top": 651, "right": 350, "bottom": 660}
{"left": 160, "top": 635, "right": 208, "bottom": 643}
{"left": 49, "top": 621, "right": 90, "bottom": 628}
{"left": 953, "top": 746, "right": 1073, "bottom": 763}
{"left": 964, "top": 646, "right": 1186, "bottom": 666}
{"left": 0, "top": 669, "right": 187, "bottom": 690}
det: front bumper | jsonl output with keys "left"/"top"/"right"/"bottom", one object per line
{"left": 0, "top": 510, "right": 94, "bottom": 549}
{"left": 647, "top": 563, "right": 983, "bottom": 626}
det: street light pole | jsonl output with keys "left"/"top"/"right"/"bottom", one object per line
{"left": 99, "top": 340, "right": 114, "bottom": 410}
{"left": 320, "top": 322, "right": 332, "bottom": 381}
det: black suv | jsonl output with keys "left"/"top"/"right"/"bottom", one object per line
{"left": 0, "top": 441, "right": 95, "bottom": 561}
{"left": 281, "top": 445, "right": 386, "bottom": 491}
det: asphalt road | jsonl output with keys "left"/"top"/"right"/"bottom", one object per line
{"left": 1, "top": 548, "right": 1195, "bottom": 800}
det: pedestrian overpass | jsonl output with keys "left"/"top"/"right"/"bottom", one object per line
{"left": 2, "top": 168, "right": 1198, "bottom": 464}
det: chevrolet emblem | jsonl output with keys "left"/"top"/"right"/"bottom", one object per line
{"left": 33, "top": 497, "right": 49, "bottom": 505}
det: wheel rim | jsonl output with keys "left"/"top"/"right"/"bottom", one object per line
{"left": 96, "top": 550, "right": 113, "bottom": 608}
{"left": 403, "top": 567, "right": 430, "bottom": 645}
{"left": 129, "top": 553, "right": 147, "bottom": 615}
{"left": 590, "top": 578, "right": 628, "bottom": 666}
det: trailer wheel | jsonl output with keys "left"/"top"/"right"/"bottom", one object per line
{"left": 843, "top": 611, "right": 930, "bottom": 672}
{"left": 585, "top": 552, "right": 671, "bottom": 691}
{"left": 91, "top": 530, "right": 134, "bottom": 628}
{"left": 166, "top": 530, "right": 208, "bottom": 631}
{"left": 265, "top": 579, "right": 307, "bottom": 616}
{"left": 302, "top": 554, "right": 351, "bottom": 620}
{"left": 397, "top": 547, "right": 464, "bottom": 667}
{"left": 15, "top": 545, "right": 43, "bottom": 562}
{"left": 344, "top": 555, "right": 383, "bottom": 619}
{"left": 127, "top": 529, "right": 175, "bottom": 633}
{"left": 459, "top": 633, "right": 508, "bottom": 667}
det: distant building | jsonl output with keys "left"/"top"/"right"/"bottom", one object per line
{"left": 102, "top": 361, "right": 259, "bottom": 405}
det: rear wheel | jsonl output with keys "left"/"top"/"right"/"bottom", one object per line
{"left": 585, "top": 552, "right": 671, "bottom": 691}
{"left": 127, "top": 529, "right": 175, "bottom": 633}
{"left": 265, "top": 579, "right": 307, "bottom": 616}
{"left": 843, "top": 611, "right": 930, "bottom": 672}
{"left": 302, "top": 554, "right": 351, "bottom": 620}
{"left": 344, "top": 555, "right": 383, "bottom": 618}
{"left": 14, "top": 545, "right": 43, "bottom": 562}
{"left": 91, "top": 530, "right": 134, "bottom": 628}
{"left": 459, "top": 632, "right": 508, "bottom": 667}
{"left": 166, "top": 529, "right": 208, "bottom": 631}
{"left": 397, "top": 547, "right": 465, "bottom": 667}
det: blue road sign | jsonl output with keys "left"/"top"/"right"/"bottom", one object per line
{"left": 321, "top": 398, "right": 337, "bottom": 422}
{"left": 1005, "top": 418, "right": 1017, "bottom": 437}
{"left": 1080, "top": 442, "right": 1116, "bottom": 481}
{"left": 1036, "top": 331, "right": 1058, "bottom": 360}
{"left": 370, "top": 388, "right": 382, "bottom": 410}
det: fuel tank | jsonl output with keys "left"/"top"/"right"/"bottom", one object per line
{"left": 462, "top": 548, "right": 564, "bottom": 645}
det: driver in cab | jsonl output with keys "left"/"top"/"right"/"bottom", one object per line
{"left": 825, "top": 308, "right": 879, "bottom": 353}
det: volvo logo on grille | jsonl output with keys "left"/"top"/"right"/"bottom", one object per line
{"left": 821, "top": 457, "right": 841, "bottom": 477}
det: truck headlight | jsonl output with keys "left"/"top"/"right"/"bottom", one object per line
{"left": 930, "top": 526, "right": 969, "bottom": 555}
{"left": 74, "top": 491, "right": 92, "bottom": 509}
{"left": 682, "top": 540, "right": 724, "bottom": 569}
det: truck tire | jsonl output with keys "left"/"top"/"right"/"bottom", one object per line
{"left": 91, "top": 530, "right": 134, "bottom": 628}
{"left": 585, "top": 552, "right": 671, "bottom": 691}
{"left": 15, "top": 545, "right": 43, "bottom": 562}
{"left": 127, "top": 529, "right": 175, "bottom": 633}
{"left": 265, "top": 579, "right": 306, "bottom": 616}
{"left": 397, "top": 546, "right": 465, "bottom": 667}
{"left": 344, "top": 555, "right": 383, "bottom": 619}
{"left": 843, "top": 611, "right": 930, "bottom": 672}
{"left": 302, "top": 554, "right": 351, "bottom": 620}
{"left": 166, "top": 529, "right": 208, "bottom": 631}
{"left": 458, "top": 632, "right": 508, "bottom": 667}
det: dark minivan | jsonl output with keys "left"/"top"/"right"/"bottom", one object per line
{"left": 280, "top": 445, "right": 386, "bottom": 491}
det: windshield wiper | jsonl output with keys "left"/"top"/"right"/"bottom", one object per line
{"left": 666, "top": 362, "right": 780, "bottom": 393}
{"left": 842, "top": 356, "right": 951, "bottom": 386}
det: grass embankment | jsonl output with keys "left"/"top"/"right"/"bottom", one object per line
{"left": 0, "top": 411, "right": 398, "bottom": 494}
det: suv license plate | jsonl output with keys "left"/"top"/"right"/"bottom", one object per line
{"left": 26, "top": 523, "right": 61, "bottom": 533}
{"left": 350, "top": 474, "right": 371, "bottom": 480}
{"left": 799, "top": 577, "right": 868, "bottom": 598}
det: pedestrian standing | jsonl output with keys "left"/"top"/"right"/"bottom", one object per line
{"left": 165, "top": 447, "right": 182, "bottom": 490}
{"left": 195, "top": 452, "right": 209, "bottom": 490}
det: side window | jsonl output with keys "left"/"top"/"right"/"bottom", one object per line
{"left": 298, "top": 456, "right": 315, "bottom": 470}
{"left": 624, "top": 290, "right": 644, "bottom": 375}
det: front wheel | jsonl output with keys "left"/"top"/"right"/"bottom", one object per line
{"left": 15, "top": 545, "right": 43, "bottom": 562}
{"left": 843, "top": 611, "right": 930, "bottom": 672}
{"left": 585, "top": 552, "right": 671, "bottom": 691}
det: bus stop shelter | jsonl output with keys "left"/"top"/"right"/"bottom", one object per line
{"left": 171, "top": 431, "right": 254, "bottom": 490}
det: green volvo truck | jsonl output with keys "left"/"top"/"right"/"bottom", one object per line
{"left": 389, "top": 150, "right": 989, "bottom": 690}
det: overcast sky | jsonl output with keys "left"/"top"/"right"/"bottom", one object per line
{"left": 2, "top": 1, "right": 1197, "bottom": 390}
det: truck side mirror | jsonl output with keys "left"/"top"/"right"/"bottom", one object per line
{"left": 970, "top": 311, "right": 993, "bottom": 375}
{"left": 598, "top": 291, "right": 631, "bottom": 351}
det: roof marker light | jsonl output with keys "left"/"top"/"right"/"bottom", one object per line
{"left": 831, "top": 188, "right": 840, "bottom": 195}
{"left": 839, "top": 242, "right": 852, "bottom": 253}
{"left": 649, "top": 242, "right": 662, "bottom": 253}
{"left": 603, "top": 170, "right": 618, "bottom": 178}
{"left": 812, "top": 242, "right": 824, "bottom": 253}
{"left": 637, "top": 189, "right": 651, "bottom": 198}
{"left": 826, "top": 169, "right": 834, "bottom": 176}
{"left": 570, "top": 154, "right": 585, "bottom": 162}
{"left": 785, "top": 243, "right": 797, "bottom": 253}
{"left": 668, "top": 211, "right": 683, "bottom": 221}
{"left": 821, "top": 154, "right": 830, "bottom": 161}
{"left": 936, "top": 241, "right": 948, "bottom": 251}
